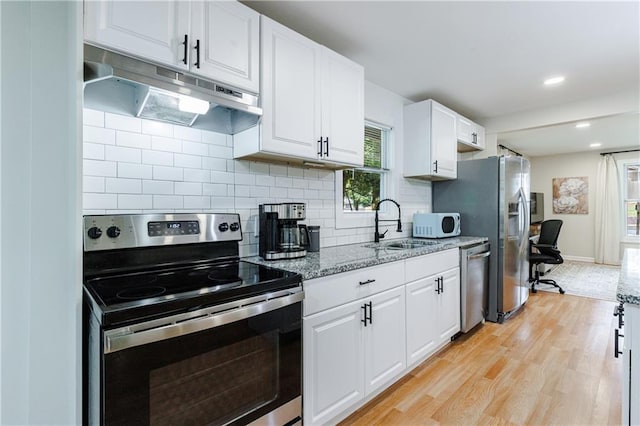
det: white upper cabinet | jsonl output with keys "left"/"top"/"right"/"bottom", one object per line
{"left": 190, "top": 1, "right": 259, "bottom": 92}
{"left": 234, "top": 16, "right": 364, "bottom": 168}
{"left": 456, "top": 114, "right": 485, "bottom": 152}
{"left": 84, "top": 0, "right": 260, "bottom": 93}
{"left": 404, "top": 99, "right": 457, "bottom": 180}
{"left": 84, "top": 1, "right": 190, "bottom": 68}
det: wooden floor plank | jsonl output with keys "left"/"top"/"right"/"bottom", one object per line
{"left": 340, "top": 292, "right": 621, "bottom": 426}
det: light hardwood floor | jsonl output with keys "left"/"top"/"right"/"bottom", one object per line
{"left": 340, "top": 291, "right": 621, "bottom": 425}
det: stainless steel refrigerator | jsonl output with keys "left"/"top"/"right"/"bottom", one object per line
{"left": 433, "top": 156, "right": 530, "bottom": 323}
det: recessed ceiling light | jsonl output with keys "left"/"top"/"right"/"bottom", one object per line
{"left": 590, "top": 142, "right": 602, "bottom": 148}
{"left": 544, "top": 76, "right": 565, "bottom": 86}
{"left": 576, "top": 122, "right": 591, "bottom": 129}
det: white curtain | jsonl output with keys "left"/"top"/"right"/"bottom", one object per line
{"left": 595, "top": 154, "right": 621, "bottom": 265}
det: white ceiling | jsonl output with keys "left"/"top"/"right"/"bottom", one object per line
{"left": 242, "top": 1, "right": 640, "bottom": 157}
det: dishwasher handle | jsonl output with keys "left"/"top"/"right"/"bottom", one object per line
{"left": 468, "top": 251, "right": 491, "bottom": 260}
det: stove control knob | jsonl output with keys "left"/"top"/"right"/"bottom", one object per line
{"left": 106, "top": 226, "right": 121, "bottom": 238}
{"left": 230, "top": 222, "right": 240, "bottom": 232}
{"left": 87, "top": 227, "right": 102, "bottom": 239}
{"left": 218, "top": 222, "right": 229, "bottom": 232}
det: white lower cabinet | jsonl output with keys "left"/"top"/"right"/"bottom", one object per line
{"left": 303, "top": 249, "right": 462, "bottom": 425}
{"left": 303, "top": 286, "right": 406, "bottom": 425}
{"left": 405, "top": 248, "right": 460, "bottom": 367}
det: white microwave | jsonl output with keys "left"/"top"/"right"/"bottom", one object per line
{"left": 413, "top": 213, "right": 461, "bottom": 238}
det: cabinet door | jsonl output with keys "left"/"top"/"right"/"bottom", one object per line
{"left": 406, "top": 275, "right": 438, "bottom": 367}
{"left": 474, "top": 123, "right": 486, "bottom": 150}
{"left": 190, "top": 1, "right": 259, "bottom": 92}
{"left": 430, "top": 102, "right": 457, "bottom": 179}
{"left": 436, "top": 267, "right": 461, "bottom": 344}
{"left": 320, "top": 48, "right": 364, "bottom": 167}
{"left": 364, "top": 287, "right": 406, "bottom": 395}
{"left": 456, "top": 115, "right": 473, "bottom": 144}
{"left": 303, "top": 301, "right": 365, "bottom": 426}
{"left": 260, "top": 16, "right": 320, "bottom": 160}
{"left": 84, "top": 1, "right": 190, "bottom": 69}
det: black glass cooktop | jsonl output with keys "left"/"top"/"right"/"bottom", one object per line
{"left": 84, "top": 260, "right": 302, "bottom": 327}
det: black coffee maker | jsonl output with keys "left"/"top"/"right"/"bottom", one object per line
{"left": 259, "top": 203, "right": 310, "bottom": 260}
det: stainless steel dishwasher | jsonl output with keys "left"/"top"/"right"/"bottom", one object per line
{"left": 460, "top": 242, "right": 491, "bottom": 333}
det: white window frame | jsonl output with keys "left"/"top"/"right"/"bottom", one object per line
{"left": 621, "top": 159, "right": 640, "bottom": 242}
{"left": 335, "top": 121, "right": 396, "bottom": 229}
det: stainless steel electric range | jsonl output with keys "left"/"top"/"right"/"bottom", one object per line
{"left": 82, "top": 213, "right": 303, "bottom": 426}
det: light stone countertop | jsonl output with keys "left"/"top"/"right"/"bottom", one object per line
{"left": 617, "top": 247, "right": 640, "bottom": 306}
{"left": 243, "top": 236, "right": 488, "bottom": 280}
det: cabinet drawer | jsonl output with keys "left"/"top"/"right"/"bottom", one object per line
{"left": 303, "top": 261, "right": 405, "bottom": 316}
{"left": 405, "top": 248, "right": 459, "bottom": 283}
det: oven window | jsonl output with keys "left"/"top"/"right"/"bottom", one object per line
{"left": 149, "top": 332, "right": 278, "bottom": 425}
{"left": 98, "top": 302, "right": 301, "bottom": 426}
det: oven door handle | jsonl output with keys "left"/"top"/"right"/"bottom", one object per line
{"left": 104, "top": 288, "right": 304, "bottom": 354}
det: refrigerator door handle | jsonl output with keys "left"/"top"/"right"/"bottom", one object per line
{"left": 518, "top": 187, "right": 529, "bottom": 255}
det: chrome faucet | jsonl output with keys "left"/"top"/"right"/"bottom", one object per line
{"left": 374, "top": 198, "right": 402, "bottom": 243}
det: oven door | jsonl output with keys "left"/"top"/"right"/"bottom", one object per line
{"left": 91, "top": 290, "right": 303, "bottom": 426}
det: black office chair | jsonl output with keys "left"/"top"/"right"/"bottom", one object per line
{"left": 529, "top": 219, "right": 565, "bottom": 294}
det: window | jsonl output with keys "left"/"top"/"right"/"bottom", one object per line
{"left": 624, "top": 163, "right": 640, "bottom": 237}
{"left": 342, "top": 123, "right": 389, "bottom": 212}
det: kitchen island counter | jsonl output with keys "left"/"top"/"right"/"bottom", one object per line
{"left": 617, "top": 247, "right": 640, "bottom": 306}
{"left": 243, "top": 236, "right": 487, "bottom": 280}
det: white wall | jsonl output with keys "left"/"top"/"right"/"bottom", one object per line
{"left": 1, "top": 2, "right": 82, "bottom": 424}
{"left": 83, "top": 81, "right": 430, "bottom": 255}
{"left": 530, "top": 151, "right": 601, "bottom": 262}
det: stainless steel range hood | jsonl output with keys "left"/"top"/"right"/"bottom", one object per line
{"left": 83, "top": 44, "right": 262, "bottom": 135}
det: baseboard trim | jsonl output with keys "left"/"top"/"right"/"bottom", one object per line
{"left": 563, "top": 255, "right": 595, "bottom": 263}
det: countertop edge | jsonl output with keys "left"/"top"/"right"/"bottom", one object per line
{"left": 243, "top": 236, "right": 488, "bottom": 281}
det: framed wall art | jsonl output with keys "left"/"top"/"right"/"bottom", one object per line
{"left": 552, "top": 176, "right": 589, "bottom": 214}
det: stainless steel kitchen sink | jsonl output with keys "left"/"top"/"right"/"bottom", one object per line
{"left": 363, "top": 239, "right": 438, "bottom": 250}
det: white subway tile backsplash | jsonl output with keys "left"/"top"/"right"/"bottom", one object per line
{"left": 308, "top": 180, "right": 323, "bottom": 190}
{"left": 202, "top": 157, "right": 227, "bottom": 171}
{"left": 84, "top": 159, "right": 117, "bottom": 177}
{"left": 304, "top": 169, "right": 319, "bottom": 179}
{"left": 234, "top": 173, "right": 255, "bottom": 186}
{"left": 106, "top": 178, "right": 142, "bottom": 194}
{"left": 153, "top": 195, "right": 183, "bottom": 209}
{"left": 184, "top": 169, "right": 210, "bottom": 183}
{"left": 235, "top": 197, "right": 258, "bottom": 209}
{"left": 203, "top": 183, "right": 227, "bottom": 196}
{"left": 143, "top": 180, "right": 174, "bottom": 195}
{"left": 183, "top": 196, "right": 210, "bottom": 209}
{"left": 142, "top": 149, "right": 174, "bottom": 166}
{"left": 175, "top": 182, "right": 202, "bottom": 196}
{"left": 83, "top": 176, "right": 105, "bottom": 193}
{"left": 142, "top": 120, "right": 174, "bottom": 137}
{"left": 255, "top": 175, "right": 275, "bottom": 187}
{"left": 84, "top": 126, "right": 116, "bottom": 145}
{"left": 118, "top": 194, "right": 152, "bottom": 209}
{"left": 151, "top": 136, "right": 182, "bottom": 153}
{"left": 105, "top": 112, "right": 141, "bottom": 133}
{"left": 153, "top": 166, "right": 183, "bottom": 181}
{"left": 275, "top": 176, "right": 292, "bottom": 188}
{"left": 202, "top": 131, "right": 228, "bottom": 146}
{"left": 288, "top": 188, "right": 304, "bottom": 199}
{"left": 270, "top": 186, "right": 287, "bottom": 198}
{"left": 234, "top": 185, "right": 251, "bottom": 197}
{"left": 210, "top": 171, "right": 234, "bottom": 184}
{"left": 118, "top": 163, "right": 152, "bottom": 179}
{"left": 174, "top": 153, "right": 202, "bottom": 169}
{"left": 269, "top": 164, "right": 288, "bottom": 177}
{"left": 83, "top": 109, "right": 104, "bottom": 127}
{"left": 318, "top": 190, "right": 334, "bottom": 200}
{"left": 292, "top": 178, "right": 307, "bottom": 189}
{"left": 83, "top": 142, "right": 105, "bottom": 160}
{"left": 208, "top": 145, "right": 233, "bottom": 159}
{"left": 210, "top": 197, "right": 235, "bottom": 209}
{"left": 116, "top": 131, "right": 151, "bottom": 149}
{"left": 249, "top": 162, "right": 269, "bottom": 174}
{"left": 288, "top": 167, "right": 304, "bottom": 178}
{"left": 105, "top": 145, "right": 141, "bottom": 163}
{"left": 304, "top": 189, "right": 319, "bottom": 199}
{"left": 174, "top": 126, "right": 202, "bottom": 142}
{"left": 183, "top": 141, "right": 209, "bottom": 156}
{"left": 84, "top": 193, "right": 117, "bottom": 210}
